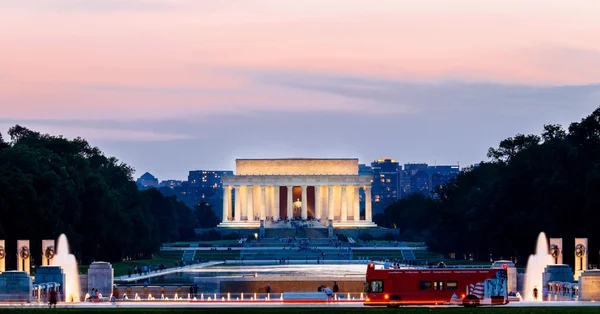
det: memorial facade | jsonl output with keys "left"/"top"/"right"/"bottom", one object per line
{"left": 218, "top": 158, "right": 376, "bottom": 228}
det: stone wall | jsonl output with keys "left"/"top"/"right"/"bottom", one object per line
{"left": 217, "top": 277, "right": 364, "bottom": 293}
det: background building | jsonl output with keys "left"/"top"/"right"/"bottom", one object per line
{"left": 136, "top": 172, "right": 158, "bottom": 189}
{"left": 370, "top": 158, "right": 401, "bottom": 215}
{"left": 400, "top": 163, "right": 460, "bottom": 198}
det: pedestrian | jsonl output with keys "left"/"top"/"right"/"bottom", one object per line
{"left": 266, "top": 285, "right": 271, "bottom": 294}
{"left": 48, "top": 287, "right": 58, "bottom": 308}
{"left": 333, "top": 281, "right": 339, "bottom": 293}
{"left": 323, "top": 286, "right": 333, "bottom": 300}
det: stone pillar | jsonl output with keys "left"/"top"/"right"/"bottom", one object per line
{"left": 41, "top": 239, "right": 55, "bottom": 266}
{"left": 287, "top": 186, "right": 293, "bottom": 220}
{"left": 301, "top": 185, "right": 308, "bottom": 220}
{"left": 328, "top": 186, "right": 335, "bottom": 220}
{"left": 234, "top": 186, "right": 241, "bottom": 222}
{"left": 16, "top": 240, "right": 31, "bottom": 275}
{"left": 260, "top": 186, "right": 266, "bottom": 221}
{"left": 274, "top": 186, "right": 280, "bottom": 220}
{"left": 549, "top": 238, "right": 563, "bottom": 265}
{"left": 354, "top": 186, "right": 360, "bottom": 221}
{"left": 341, "top": 186, "right": 347, "bottom": 222}
{"left": 575, "top": 238, "right": 588, "bottom": 281}
{"left": 247, "top": 186, "right": 254, "bottom": 221}
{"left": 87, "top": 262, "right": 114, "bottom": 297}
{"left": 315, "top": 186, "right": 321, "bottom": 220}
{"left": 222, "top": 186, "right": 231, "bottom": 222}
{"left": 365, "top": 186, "right": 372, "bottom": 222}
{"left": 0, "top": 240, "right": 5, "bottom": 272}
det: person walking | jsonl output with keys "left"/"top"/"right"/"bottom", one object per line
{"left": 48, "top": 287, "right": 58, "bottom": 308}
{"left": 332, "top": 281, "right": 339, "bottom": 293}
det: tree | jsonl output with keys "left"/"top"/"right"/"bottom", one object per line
{"left": 194, "top": 202, "right": 220, "bottom": 229}
{"left": 0, "top": 125, "right": 204, "bottom": 265}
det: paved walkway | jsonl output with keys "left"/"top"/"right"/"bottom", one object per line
{"left": 114, "top": 261, "right": 223, "bottom": 283}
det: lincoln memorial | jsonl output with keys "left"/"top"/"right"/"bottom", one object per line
{"left": 218, "top": 158, "right": 376, "bottom": 228}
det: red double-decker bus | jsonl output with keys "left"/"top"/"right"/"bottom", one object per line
{"left": 364, "top": 262, "right": 508, "bottom": 307}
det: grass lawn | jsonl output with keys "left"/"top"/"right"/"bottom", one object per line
{"left": 164, "top": 240, "right": 240, "bottom": 247}
{"left": 0, "top": 307, "right": 597, "bottom": 314}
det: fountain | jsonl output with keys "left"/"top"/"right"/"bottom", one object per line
{"left": 524, "top": 232, "right": 554, "bottom": 301}
{"left": 52, "top": 234, "right": 81, "bottom": 302}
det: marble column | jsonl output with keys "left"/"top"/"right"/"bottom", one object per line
{"left": 315, "top": 186, "right": 321, "bottom": 220}
{"left": 287, "top": 186, "right": 293, "bottom": 219}
{"left": 365, "top": 186, "right": 372, "bottom": 222}
{"left": 260, "top": 186, "right": 266, "bottom": 221}
{"left": 247, "top": 186, "right": 254, "bottom": 221}
{"left": 234, "top": 186, "right": 241, "bottom": 221}
{"left": 222, "top": 186, "right": 232, "bottom": 222}
{"left": 265, "top": 186, "right": 272, "bottom": 219}
{"left": 301, "top": 185, "right": 308, "bottom": 220}
{"left": 328, "top": 185, "right": 334, "bottom": 220}
{"left": 354, "top": 185, "right": 360, "bottom": 221}
{"left": 341, "top": 185, "right": 347, "bottom": 222}
{"left": 274, "top": 186, "right": 280, "bottom": 220}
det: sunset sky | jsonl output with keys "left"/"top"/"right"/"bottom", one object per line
{"left": 1, "top": 0, "right": 600, "bottom": 180}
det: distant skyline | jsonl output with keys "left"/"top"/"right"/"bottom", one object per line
{"left": 1, "top": 1, "right": 600, "bottom": 180}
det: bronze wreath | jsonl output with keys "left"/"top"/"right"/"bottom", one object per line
{"left": 19, "top": 246, "right": 30, "bottom": 259}
{"left": 575, "top": 244, "right": 586, "bottom": 258}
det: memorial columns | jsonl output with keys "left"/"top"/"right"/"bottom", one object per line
{"left": 286, "top": 185, "right": 293, "bottom": 219}
{"left": 274, "top": 186, "right": 280, "bottom": 220}
{"left": 234, "top": 186, "right": 241, "bottom": 221}
{"left": 328, "top": 186, "right": 334, "bottom": 220}
{"left": 315, "top": 186, "right": 321, "bottom": 220}
{"left": 301, "top": 185, "right": 308, "bottom": 220}
{"left": 247, "top": 186, "right": 254, "bottom": 221}
{"left": 222, "top": 186, "right": 232, "bottom": 222}
{"left": 260, "top": 186, "right": 266, "bottom": 220}
{"left": 365, "top": 186, "right": 372, "bottom": 222}
{"left": 341, "top": 185, "right": 347, "bottom": 222}
{"left": 354, "top": 186, "right": 360, "bottom": 221}
{"left": 265, "top": 186, "right": 272, "bottom": 218}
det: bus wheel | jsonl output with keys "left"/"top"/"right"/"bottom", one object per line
{"left": 462, "top": 295, "right": 479, "bottom": 307}
{"left": 387, "top": 296, "right": 401, "bottom": 308}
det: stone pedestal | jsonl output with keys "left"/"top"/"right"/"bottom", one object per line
{"left": 543, "top": 264, "right": 574, "bottom": 283}
{"left": 16, "top": 240, "right": 30, "bottom": 275}
{"left": 41, "top": 240, "right": 55, "bottom": 266}
{"left": 87, "top": 262, "right": 114, "bottom": 297}
{"left": 35, "top": 266, "right": 65, "bottom": 301}
{"left": 579, "top": 270, "right": 600, "bottom": 301}
{"left": 0, "top": 271, "right": 32, "bottom": 302}
{"left": 0, "top": 240, "right": 6, "bottom": 273}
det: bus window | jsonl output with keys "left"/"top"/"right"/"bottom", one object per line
{"left": 447, "top": 281, "right": 458, "bottom": 290}
{"left": 420, "top": 281, "right": 432, "bottom": 290}
{"left": 369, "top": 280, "right": 384, "bottom": 293}
{"left": 434, "top": 281, "right": 444, "bottom": 290}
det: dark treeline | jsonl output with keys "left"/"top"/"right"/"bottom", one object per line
{"left": 375, "top": 107, "right": 600, "bottom": 266}
{"left": 0, "top": 125, "right": 219, "bottom": 267}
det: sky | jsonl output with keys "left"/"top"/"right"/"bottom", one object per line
{"left": 1, "top": 0, "right": 600, "bottom": 180}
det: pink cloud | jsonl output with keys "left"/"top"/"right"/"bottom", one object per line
{"left": 1, "top": 0, "right": 600, "bottom": 121}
